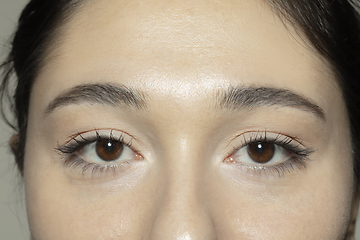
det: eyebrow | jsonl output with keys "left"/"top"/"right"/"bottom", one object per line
{"left": 45, "top": 83, "right": 147, "bottom": 115}
{"left": 45, "top": 83, "right": 325, "bottom": 121}
{"left": 217, "top": 86, "right": 325, "bottom": 121}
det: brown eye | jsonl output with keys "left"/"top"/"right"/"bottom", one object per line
{"left": 247, "top": 142, "right": 275, "bottom": 163}
{"left": 95, "top": 139, "right": 124, "bottom": 161}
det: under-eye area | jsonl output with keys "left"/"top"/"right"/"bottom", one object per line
{"left": 55, "top": 129, "right": 144, "bottom": 179}
{"left": 224, "top": 131, "right": 315, "bottom": 178}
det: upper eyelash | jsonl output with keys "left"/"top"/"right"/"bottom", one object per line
{"left": 233, "top": 131, "right": 314, "bottom": 161}
{"left": 56, "top": 130, "right": 132, "bottom": 156}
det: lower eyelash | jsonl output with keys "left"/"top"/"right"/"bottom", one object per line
{"left": 64, "top": 157, "right": 129, "bottom": 177}
{"left": 237, "top": 158, "right": 307, "bottom": 178}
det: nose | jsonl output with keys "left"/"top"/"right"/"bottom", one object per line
{"left": 148, "top": 149, "right": 217, "bottom": 239}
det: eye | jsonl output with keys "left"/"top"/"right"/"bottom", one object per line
{"left": 56, "top": 129, "right": 144, "bottom": 178}
{"left": 223, "top": 131, "right": 314, "bottom": 177}
{"left": 230, "top": 140, "right": 291, "bottom": 166}
{"left": 78, "top": 138, "right": 135, "bottom": 163}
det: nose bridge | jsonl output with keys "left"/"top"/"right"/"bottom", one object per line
{"left": 149, "top": 137, "right": 216, "bottom": 240}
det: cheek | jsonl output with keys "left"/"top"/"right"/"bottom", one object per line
{"left": 26, "top": 190, "right": 133, "bottom": 239}
{"left": 25, "top": 165, "right": 156, "bottom": 240}
{"left": 211, "top": 157, "right": 354, "bottom": 239}
{"left": 23, "top": 136, "right": 146, "bottom": 239}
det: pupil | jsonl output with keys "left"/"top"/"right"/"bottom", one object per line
{"left": 256, "top": 143, "right": 264, "bottom": 154}
{"left": 106, "top": 142, "right": 115, "bottom": 152}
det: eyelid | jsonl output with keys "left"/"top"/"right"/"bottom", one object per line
{"left": 65, "top": 129, "right": 137, "bottom": 146}
{"left": 228, "top": 131, "right": 306, "bottom": 151}
{"left": 55, "top": 129, "right": 144, "bottom": 179}
{"left": 223, "top": 130, "right": 315, "bottom": 178}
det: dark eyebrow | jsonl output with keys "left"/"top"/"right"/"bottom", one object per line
{"left": 217, "top": 86, "right": 325, "bottom": 121}
{"left": 45, "top": 83, "right": 147, "bottom": 115}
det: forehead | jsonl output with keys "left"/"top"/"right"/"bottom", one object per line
{"left": 36, "top": 0, "right": 336, "bottom": 106}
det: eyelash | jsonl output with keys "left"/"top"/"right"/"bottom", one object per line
{"left": 226, "top": 131, "right": 315, "bottom": 178}
{"left": 56, "top": 129, "right": 314, "bottom": 179}
{"left": 55, "top": 130, "right": 137, "bottom": 177}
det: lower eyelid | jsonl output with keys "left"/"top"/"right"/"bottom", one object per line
{"left": 225, "top": 157, "right": 308, "bottom": 179}
{"left": 64, "top": 158, "right": 134, "bottom": 179}
{"left": 63, "top": 151, "right": 145, "bottom": 180}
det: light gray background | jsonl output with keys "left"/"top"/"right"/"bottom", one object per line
{"left": 1, "top": 0, "right": 360, "bottom": 239}
{"left": 1, "top": 1, "right": 30, "bottom": 239}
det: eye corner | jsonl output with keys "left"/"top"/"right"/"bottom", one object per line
{"left": 223, "top": 154, "right": 236, "bottom": 164}
{"left": 134, "top": 151, "right": 145, "bottom": 161}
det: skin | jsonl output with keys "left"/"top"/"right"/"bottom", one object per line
{"left": 23, "top": 0, "right": 357, "bottom": 239}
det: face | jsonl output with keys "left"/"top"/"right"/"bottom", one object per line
{"left": 24, "top": 0, "right": 356, "bottom": 239}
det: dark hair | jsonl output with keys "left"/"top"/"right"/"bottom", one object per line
{"left": 268, "top": 0, "right": 360, "bottom": 183}
{"left": 0, "top": 0, "right": 83, "bottom": 173}
{"left": 1, "top": 0, "right": 360, "bottom": 181}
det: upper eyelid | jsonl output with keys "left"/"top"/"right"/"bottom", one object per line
{"left": 228, "top": 131, "right": 306, "bottom": 150}
{"left": 56, "top": 129, "right": 141, "bottom": 161}
{"left": 225, "top": 131, "right": 315, "bottom": 166}
{"left": 63, "top": 129, "right": 136, "bottom": 145}
{"left": 228, "top": 131, "right": 316, "bottom": 161}
{"left": 55, "top": 129, "right": 137, "bottom": 157}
